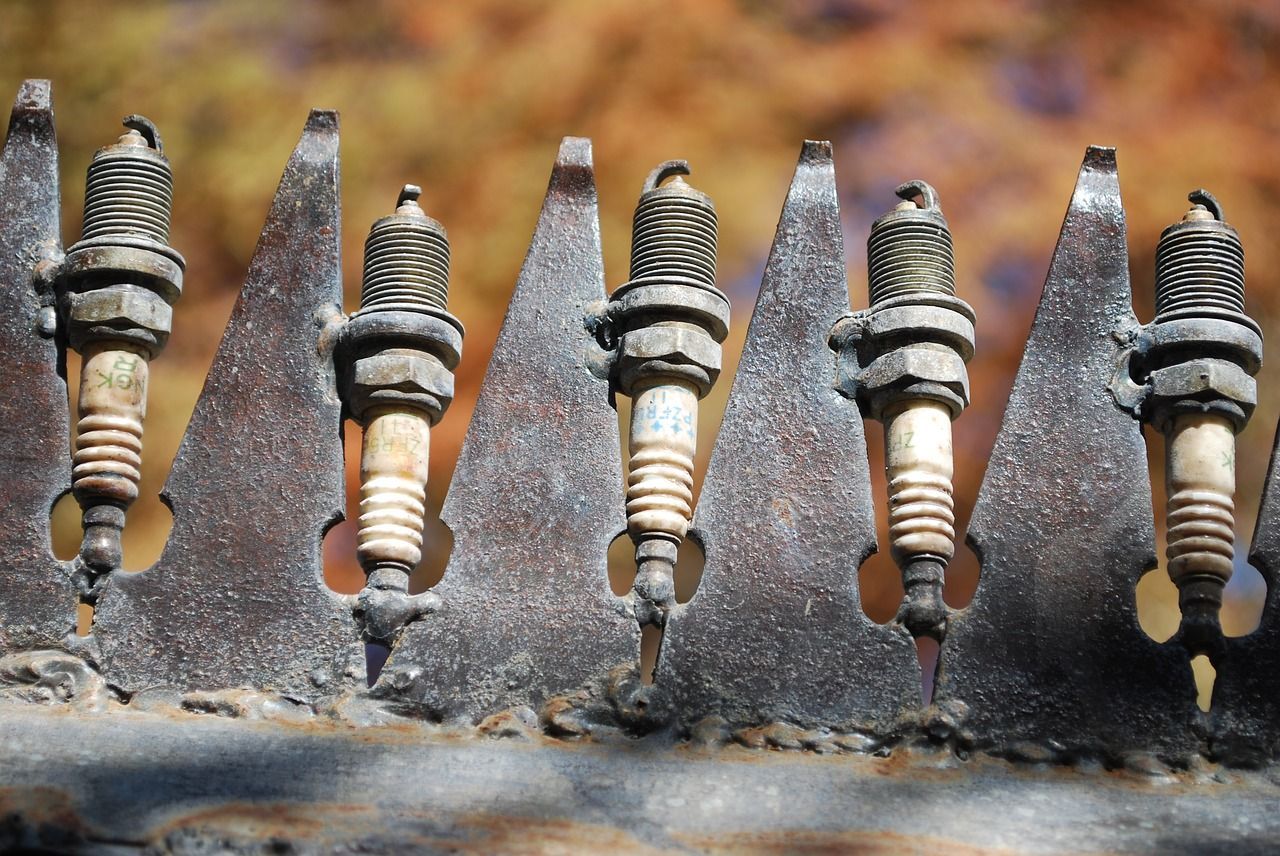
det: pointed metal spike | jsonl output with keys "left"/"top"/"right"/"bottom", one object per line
{"left": 380, "top": 138, "right": 638, "bottom": 724}
{"left": 657, "top": 141, "right": 919, "bottom": 735}
{"left": 0, "top": 80, "right": 76, "bottom": 655}
{"left": 94, "top": 110, "right": 361, "bottom": 698}
{"left": 1212, "top": 426, "right": 1280, "bottom": 765}
{"left": 933, "top": 147, "right": 1200, "bottom": 762}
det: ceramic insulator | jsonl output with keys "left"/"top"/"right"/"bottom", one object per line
{"left": 72, "top": 344, "right": 148, "bottom": 508}
{"left": 1165, "top": 414, "right": 1236, "bottom": 588}
{"left": 885, "top": 401, "right": 956, "bottom": 564}
{"left": 356, "top": 407, "right": 431, "bottom": 574}
{"left": 627, "top": 381, "right": 698, "bottom": 543}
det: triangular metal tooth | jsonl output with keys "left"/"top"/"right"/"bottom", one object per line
{"left": 657, "top": 141, "right": 919, "bottom": 735}
{"left": 94, "top": 110, "right": 362, "bottom": 698}
{"left": 1211, "top": 423, "right": 1280, "bottom": 766}
{"left": 933, "top": 147, "right": 1200, "bottom": 762}
{"left": 0, "top": 80, "right": 77, "bottom": 655}
{"left": 379, "top": 137, "right": 638, "bottom": 724}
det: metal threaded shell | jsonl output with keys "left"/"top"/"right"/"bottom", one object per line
{"left": 359, "top": 184, "right": 450, "bottom": 314}
{"left": 867, "top": 180, "right": 955, "bottom": 306}
{"left": 1155, "top": 190, "right": 1244, "bottom": 321}
{"left": 628, "top": 161, "right": 718, "bottom": 291}
{"left": 80, "top": 116, "right": 173, "bottom": 246}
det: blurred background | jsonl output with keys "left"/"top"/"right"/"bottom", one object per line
{"left": 4, "top": 0, "right": 1280, "bottom": 701}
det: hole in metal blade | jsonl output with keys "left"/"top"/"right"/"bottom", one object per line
{"left": 1191, "top": 654, "right": 1215, "bottom": 712}
{"left": 365, "top": 641, "right": 392, "bottom": 687}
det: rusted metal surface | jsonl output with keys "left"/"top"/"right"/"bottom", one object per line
{"left": 1212, "top": 421, "right": 1280, "bottom": 765}
{"left": 92, "top": 110, "right": 362, "bottom": 699}
{"left": 2, "top": 705, "right": 1279, "bottom": 854}
{"left": 933, "top": 147, "right": 1201, "bottom": 764}
{"left": 0, "top": 80, "right": 77, "bottom": 655}
{"left": 379, "top": 138, "right": 639, "bottom": 726}
{"left": 659, "top": 141, "right": 919, "bottom": 738}
{"left": 6, "top": 77, "right": 1280, "bottom": 850}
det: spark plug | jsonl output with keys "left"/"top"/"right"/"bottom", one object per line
{"left": 1138, "top": 191, "right": 1260, "bottom": 655}
{"left": 340, "top": 185, "right": 463, "bottom": 641}
{"left": 60, "top": 116, "right": 183, "bottom": 584}
{"left": 833, "top": 181, "right": 975, "bottom": 640}
{"left": 608, "top": 162, "right": 729, "bottom": 629}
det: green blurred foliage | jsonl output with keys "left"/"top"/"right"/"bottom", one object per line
{"left": 5, "top": 0, "right": 1280, "bottom": 675}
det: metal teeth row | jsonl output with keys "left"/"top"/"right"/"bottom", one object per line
{"left": 360, "top": 195, "right": 450, "bottom": 314}
{"left": 629, "top": 183, "right": 718, "bottom": 290}
{"left": 81, "top": 142, "right": 173, "bottom": 245}
{"left": 1154, "top": 224, "right": 1245, "bottom": 319}
{"left": 867, "top": 211, "right": 955, "bottom": 306}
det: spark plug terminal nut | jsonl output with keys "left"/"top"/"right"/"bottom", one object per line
{"left": 1133, "top": 191, "right": 1261, "bottom": 656}
{"left": 60, "top": 116, "right": 184, "bottom": 583}
{"left": 832, "top": 181, "right": 975, "bottom": 640}
{"left": 339, "top": 185, "right": 463, "bottom": 642}
{"left": 608, "top": 162, "right": 729, "bottom": 629}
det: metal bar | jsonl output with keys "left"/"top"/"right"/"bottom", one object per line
{"left": 658, "top": 141, "right": 919, "bottom": 741}
{"left": 92, "top": 110, "right": 361, "bottom": 700}
{"left": 0, "top": 80, "right": 76, "bottom": 657}
{"left": 379, "top": 138, "right": 640, "bottom": 728}
{"left": 1212, "top": 418, "right": 1280, "bottom": 765}
{"left": 933, "top": 147, "right": 1201, "bottom": 765}
{"left": 1, "top": 705, "right": 1278, "bottom": 853}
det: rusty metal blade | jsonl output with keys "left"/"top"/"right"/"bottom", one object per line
{"left": 94, "top": 111, "right": 361, "bottom": 699}
{"left": 0, "top": 80, "right": 76, "bottom": 655}
{"left": 1211, "top": 426, "right": 1280, "bottom": 766}
{"left": 380, "top": 138, "right": 638, "bottom": 725}
{"left": 933, "top": 147, "right": 1200, "bottom": 763}
{"left": 658, "top": 141, "right": 919, "bottom": 738}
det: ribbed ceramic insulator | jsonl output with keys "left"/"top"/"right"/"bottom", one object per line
{"left": 885, "top": 402, "right": 956, "bottom": 564}
{"left": 626, "top": 382, "right": 697, "bottom": 542}
{"left": 72, "top": 345, "right": 148, "bottom": 508}
{"left": 357, "top": 408, "right": 431, "bottom": 574}
{"left": 1165, "top": 414, "right": 1236, "bottom": 587}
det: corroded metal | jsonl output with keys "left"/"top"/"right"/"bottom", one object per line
{"left": 608, "top": 161, "right": 730, "bottom": 629}
{"left": 659, "top": 141, "right": 919, "bottom": 740}
{"left": 0, "top": 80, "right": 76, "bottom": 655}
{"left": 1213, "top": 417, "right": 1280, "bottom": 766}
{"left": 339, "top": 184, "right": 464, "bottom": 642}
{"left": 378, "top": 138, "right": 639, "bottom": 728}
{"left": 933, "top": 147, "right": 1201, "bottom": 764}
{"left": 92, "top": 110, "right": 362, "bottom": 699}
{"left": 4, "top": 84, "right": 1280, "bottom": 851}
